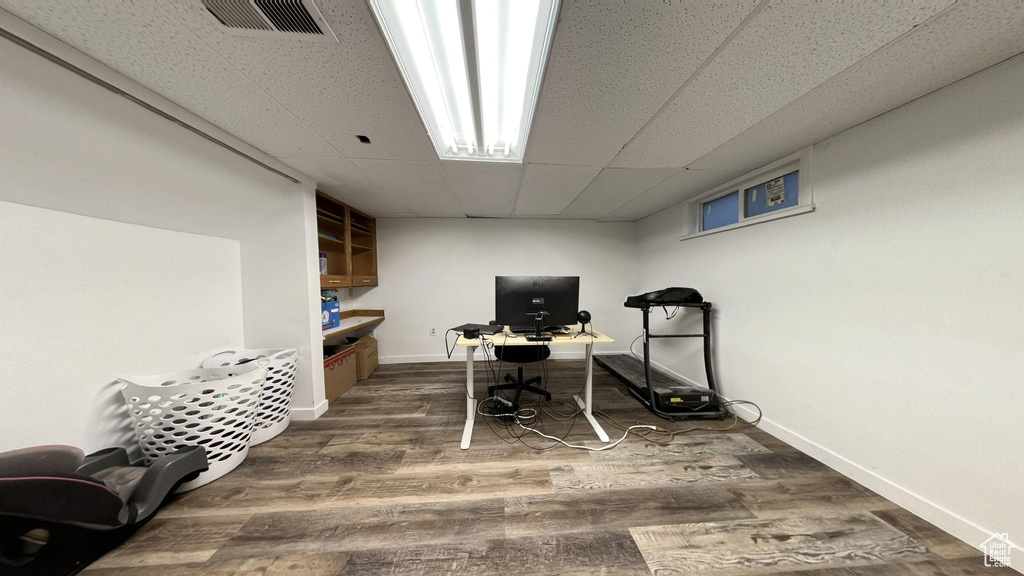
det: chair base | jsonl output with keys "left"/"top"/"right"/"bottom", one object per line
{"left": 487, "top": 366, "right": 552, "bottom": 412}
{"left": 487, "top": 382, "right": 552, "bottom": 402}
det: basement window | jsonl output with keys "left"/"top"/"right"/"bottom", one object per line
{"left": 684, "top": 147, "right": 814, "bottom": 239}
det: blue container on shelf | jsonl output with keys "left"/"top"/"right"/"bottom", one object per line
{"left": 322, "top": 300, "right": 340, "bottom": 330}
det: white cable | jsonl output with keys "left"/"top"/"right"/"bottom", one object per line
{"left": 517, "top": 423, "right": 655, "bottom": 451}
{"left": 477, "top": 398, "right": 538, "bottom": 422}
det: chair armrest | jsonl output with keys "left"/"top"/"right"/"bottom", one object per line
{"left": 76, "top": 447, "right": 130, "bottom": 476}
{"left": 129, "top": 446, "right": 208, "bottom": 522}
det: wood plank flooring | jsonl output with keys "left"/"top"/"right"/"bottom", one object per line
{"left": 83, "top": 360, "right": 1007, "bottom": 575}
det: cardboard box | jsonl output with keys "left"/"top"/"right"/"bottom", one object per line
{"left": 321, "top": 300, "right": 340, "bottom": 330}
{"left": 352, "top": 336, "right": 378, "bottom": 380}
{"left": 323, "top": 344, "right": 357, "bottom": 402}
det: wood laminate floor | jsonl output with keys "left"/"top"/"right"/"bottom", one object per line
{"left": 84, "top": 360, "right": 1007, "bottom": 575}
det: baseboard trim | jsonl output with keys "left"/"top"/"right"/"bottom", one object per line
{"left": 377, "top": 353, "right": 1018, "bottom": 570}
{"left": 728, "top": 404, "right": 1020, "bottom": 572}
{"left": 634, "top": 358, "right": 1019, "bottom": 569}
{"left": 642, "top": 357, "right": 1021, "bottom": 573}
{"left": 290, "top": 399, "right": 328, "bottom": 421}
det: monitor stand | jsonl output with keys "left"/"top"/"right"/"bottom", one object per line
{"left": 526, "top": 312, "right": 552, "bottom": 341}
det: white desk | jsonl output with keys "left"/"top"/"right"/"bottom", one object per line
{"left": 455, "top": 328, "right": 615, "bottom": 449}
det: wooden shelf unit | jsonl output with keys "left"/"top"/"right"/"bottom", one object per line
{"left": 316, "top": 192, "right": 378, "bottom": 288}
{"left": 322, "top": 309, "right": 385, "bottom": 340}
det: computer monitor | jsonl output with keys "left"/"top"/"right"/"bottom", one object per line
{"left": 495, "top": 276, "right": 580, "bottom": 327}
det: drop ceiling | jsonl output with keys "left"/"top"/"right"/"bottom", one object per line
{"left": 2, "top": 0, "right": 1023, "bottom": 220}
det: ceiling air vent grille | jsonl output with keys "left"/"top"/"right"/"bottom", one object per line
{"left": 254, "top": 0, "right": 321, "bottom": 34}
{"left": 203, "top": 0, "right": 272, "bottom": 31}
{"left": 202, "top": 0, "right": 337, "bottom": 42}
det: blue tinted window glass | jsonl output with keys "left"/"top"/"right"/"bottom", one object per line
{"left": 702, "top": 191, "right": 739, "bottom": 231}
{"left": 745, "top": 170, "right": 798, "bottom": 218}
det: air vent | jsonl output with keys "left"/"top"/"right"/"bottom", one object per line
{"left": 202, "top": 0, "right": 338, "bottom": 42}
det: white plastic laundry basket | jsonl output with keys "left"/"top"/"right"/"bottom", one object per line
{"left": 119, "top": 360, "right": 267, "bottom": 492}
{"left": 202, "top": 348, "right": 298, "bottom": 445}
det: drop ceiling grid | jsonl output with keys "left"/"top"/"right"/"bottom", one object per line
{"left": 514, "top": 164, "right": 603, "bottom": 215}
{"left": 524, "top": 0, "right": 758, "bottom": 168}
{"left": 0, "top": 0, "right": 339, "bottom": 158}
{"left": 601, "top": 168, "right": 742, "bottom": 221}
{"left": 160, "top": 0, "right": 436, "bottom": 162}
{"left": 610, "top": 0, "right": 956, "bottom": 169}
{"left": 603, "top": 1, "right": 1024, "bottom": 220}
{"left": 273, "top": 155, "right": 412, "bottom": 216}
{"left": 559, "top": 167, "right": 677, "bottom": 219}
{"left": 5, "top": 1, "right": 1023, "bottom": 222}
{"left": 440, "top": 161, "right": 523, "bottom": 217}
{"left": 351, "top": 159, "right": 463, "bottom": 217}
{"left": 687, "top": 0, "right": 1024, "bottom": 174}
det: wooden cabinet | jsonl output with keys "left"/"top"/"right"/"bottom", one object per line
{"left": 316, "top": 192, "right": 377, "bottom": 288}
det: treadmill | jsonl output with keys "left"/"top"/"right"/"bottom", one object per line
{"left": 594, "top": 287, "right": 726, "bottom": 421}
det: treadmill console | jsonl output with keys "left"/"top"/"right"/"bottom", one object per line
{"left": 624, "top": 287, "right": 703, "bottom": 308}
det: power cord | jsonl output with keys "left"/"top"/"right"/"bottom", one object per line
{"left": 462, "top": 320, "right": 764, "bottom": 452}
{"left": 519, "top": 422, "right": 656, "bottom": 451}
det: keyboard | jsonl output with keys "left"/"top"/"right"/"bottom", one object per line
{"left": 509, "top": 325, "right": 570, "bottom": 334}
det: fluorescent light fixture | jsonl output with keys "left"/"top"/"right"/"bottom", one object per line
{"left": 369, "top": 0, "right": 559, "bottom": 163}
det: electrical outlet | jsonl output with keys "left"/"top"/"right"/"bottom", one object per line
{"left": 369, "top": 329, "right": 376, "bottom": 338}
{"left": 347, "top": 287, "right": 354, "bottom": 297}
{"left": 429, "top": 326, "right": 437, "bottom": 337}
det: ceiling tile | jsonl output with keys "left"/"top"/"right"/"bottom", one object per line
{"left": 6, "top": 0, "right": 1022, "bottom": 224}
{"left": 512, "top": 213, "right": 560, "bottom": 219}
{"left": 275, "top": 156, "right": 407, "bottom": 216}
{"left": 526, "top": 0, "right": 757, "bottom": 167}
{"left": 350, "top": 159, "right": 462, "bottom": 216}
{"left": 276, "top": 155, "right": 375, "bottom": 191}
{"left": 0, "top": 0, "right": 339, "bottom": 157}
{"left": 439, "top": 162, "right": 523, "bottom": 218}
{"left": 159, "top": 0, "right": 436, "bottom": 161}
{"left": 514, "top": 164, "right": 602, "bottom": 216}
{"left": 602, "top": 168, "right": 739, "bottom": 221}
{"left": 611, "top": 0, "right": 955, "bottom": 168}
{"left": 620, "top": 0, "right": 1024, "bottom": 220}
{"left": 559, "top": 168, "right": 676, "bottom": 219}
{"left": 688, "top": 0, "right": 1024, "bottom": 172}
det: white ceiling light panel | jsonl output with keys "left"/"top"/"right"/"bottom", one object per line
{"left": 369, "top": 0, "right": 559, "bottom": 163}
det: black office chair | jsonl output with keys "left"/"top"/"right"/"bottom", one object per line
{"left": 489, "top": 345, "right": 552, "bottom": 410}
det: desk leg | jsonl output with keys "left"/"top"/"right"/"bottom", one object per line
{"left": 461, "top": 345, "right": 477, "bottom": 450}
{"left": 574, "top": 342, "right": 609, "bottom": 442}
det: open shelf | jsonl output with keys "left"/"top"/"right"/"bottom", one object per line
{"left": 317, "top": 210, "right": 346, "bottom": 226}
{"left": 318, "top": 235, "right": 346, "bottom": 251}
{"left": 316, "top": 191, "right": 377, "bottom": 287}
{"left": 323, "top": 309, "right": 385, "bottom": 340}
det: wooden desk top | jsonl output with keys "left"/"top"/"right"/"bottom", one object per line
{"left": 456, "top": 327, "right": 613, "bottom": 347}
{"left": 323, "top": 309, "right": 384, "bottom": 340}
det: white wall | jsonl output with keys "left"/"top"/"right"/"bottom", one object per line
{"left": 351, "top": 218, "right": 638, "bottom": 362}
{"left": 637, "top": 54, "right": 1024, "bottom": 563}
{"left": 0, "top": 21, "right": 325, "bottom": 449}
{"left": 0, "top": 203, "right": 243, "bottom": 451}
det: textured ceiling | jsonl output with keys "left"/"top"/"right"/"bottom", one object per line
{"left": 2, "top": 0, "right": 1024, "bottom": 220}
